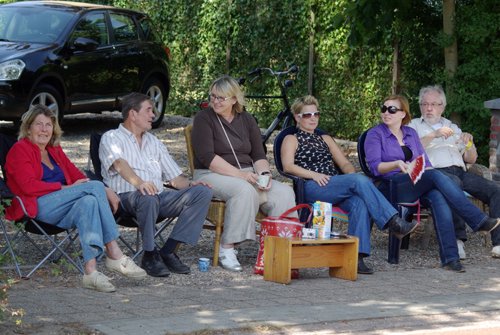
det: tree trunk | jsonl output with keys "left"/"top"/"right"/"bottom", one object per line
{"left": 391, "top": 37, "right": 401, "bottom": 95}
{"left": 443, "top": 0, "right": 459, "bottom": 123}
{"left": 308, "top": 8, "right": 315, "bottom": 95}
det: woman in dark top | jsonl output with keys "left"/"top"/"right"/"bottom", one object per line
{"left": 281, "top": 95, "right": 417, "bottom": 274}
{"left": 364, "top": 94, "right": 500, "bottom": 272}
{"left": 5, "top": 105, "right": 146, "bottom": 292}
{"left": 192, "top": 75, "right": 296, "bottom": 272}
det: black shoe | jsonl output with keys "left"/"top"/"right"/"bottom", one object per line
{"left": 141, "top": 249, "right": 170, "bottom": 277}
{"left": 387, "top": 215, "right": 419, "bottom": 239}
{"left": 443, "top": 260, "right": 465, "bottom": 273}
{"left": 478, "top": 218, "right": 500, "bottom": 233}
{"left": 357, "top": 257, "right": 374, "bottom": 275}
{"left": 160, "top": 252, "right": 191, "bottom": 274}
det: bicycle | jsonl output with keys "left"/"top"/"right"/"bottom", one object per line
{"left": 243, "top": 64, "right": 298, "bottom": 145}
{"left": 200, "top": 64, "right": 299, "bottom": 147}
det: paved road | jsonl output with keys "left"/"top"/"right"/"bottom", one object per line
{"left": 5, "top": 261, "right": 500, "bottom": 334}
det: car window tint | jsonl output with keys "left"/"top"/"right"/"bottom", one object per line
{"left": 110, "top": 13, "right": 137, "bottom": 43}
{"left": 137, "top": 17, "right": 159, "bottom": 42}
{"left": 70, "top": 13, "right": 108, "bottom": 46}
{"left": 0, "top": 7, "right": 73, "bottom": 43}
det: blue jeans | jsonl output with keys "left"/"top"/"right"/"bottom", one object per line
{"left": 35, "top": 181, "right": 119, "bottom": 263}
{"left": 380, "top": 169, "right": 489, "bottom": 265}
{"left": 304, "top": 173, "right": 398, "bottom": 256}
{"left": 438, "top": 166, "right": 500, "bottom": 246}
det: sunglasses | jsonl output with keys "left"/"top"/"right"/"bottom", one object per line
{"left": 380, "top": 105, "right": 403, "bottom": 114}
{"left": 299, "top": 111, "right": 320, "bottom": 119}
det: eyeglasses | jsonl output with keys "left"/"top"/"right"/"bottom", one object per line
{"left": 299, "top": 112, "right": 320, "bottom": 119}
{"left": 210, "top": 94, "right": 231, "bottom": 103}
{"left": 380, "top": 105, "right": 403, "bottom": 114}
{"left": 419, "top": 102, "right": 443, "bottom": 108}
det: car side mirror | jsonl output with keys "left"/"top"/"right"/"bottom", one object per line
{"left": 72, "top": 37, "right": 99, "bottom": 52}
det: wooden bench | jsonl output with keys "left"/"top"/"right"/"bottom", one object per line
{"left": 263, "top": 235, "right": 358, "bottom": 284}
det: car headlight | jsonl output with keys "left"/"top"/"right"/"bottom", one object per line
{"left": 0, "top": 59, "right": 25, "bottom": 80}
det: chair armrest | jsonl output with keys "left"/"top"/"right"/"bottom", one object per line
{"left": 467, "top": 163, "right": 492, "bottom": 181}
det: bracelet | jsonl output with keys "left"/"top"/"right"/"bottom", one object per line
{"left": 260, "top": 171, "right": 271, "bottom": 175}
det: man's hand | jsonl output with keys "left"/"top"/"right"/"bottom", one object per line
{"left": 137, "top": 181, "right": 158, "bottom": 195}
{"left": 460, "top": 132, "right": 473, "bottom": 144}
{"left": 434, "top": 126, "right": 454, "bottom": 139}
{"left": 105, "top": 187, "right": 120, "bottom": 214}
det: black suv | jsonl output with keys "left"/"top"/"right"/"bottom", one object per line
{"left": 0, "top": 1, "right": 170, "bottom": 128}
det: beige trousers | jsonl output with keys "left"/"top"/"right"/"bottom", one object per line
{"left": 194, "top": 168, "right": 297, "bottom": 244}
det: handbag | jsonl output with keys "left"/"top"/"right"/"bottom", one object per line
{"left": 254, "top": 204, "right": 312, "bottom": 275}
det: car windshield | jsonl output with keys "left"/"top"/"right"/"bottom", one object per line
{"left": 0, "top": 7, "right": 74, "bottom": 43}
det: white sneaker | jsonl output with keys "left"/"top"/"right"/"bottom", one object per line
{"left": 105, "top": 255, "right": 147, "bottom": 280}
{"left": 219, "top": 247, "right": 242, "bottom": 272}
{"left": 457, "top": 240, "right": 466, "bottom": 260}
{"left": 82, "top": 271, "right": 116, "bottom": 293}
{"left": 491, "top": 245, "right": 500, "bottom": 258}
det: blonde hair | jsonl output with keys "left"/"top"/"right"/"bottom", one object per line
{"left": 19, "top": 105, "right": 62, "bottom": 146}
{"left": 209, "top": 75, "right": 245, "bottom": 113}
{"left": 291, "top": 95, "right": 319, "bottom": 115}
{"left": 383, "top": 94, "right": 411, "bottom": 125}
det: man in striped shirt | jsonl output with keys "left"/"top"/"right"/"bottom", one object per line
{"left": 100, "top": 92, "right": 213, "bottom": 277}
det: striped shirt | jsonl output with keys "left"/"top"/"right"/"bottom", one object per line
{"left": 99, "top": 124, "right": 182, "bottom": 194}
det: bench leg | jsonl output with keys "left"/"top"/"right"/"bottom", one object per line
{"left": 329, "top": 239, "right": 358, "bottom": 281}
{"left": 264, "top": 236, "right": 291, "bottom": 284}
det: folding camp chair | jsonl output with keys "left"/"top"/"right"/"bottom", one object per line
{"left": 0, "top": 134, "right": 83, "bottom": 278}
{"left": 87, "top": 132, "right": 175, "bottom": 260}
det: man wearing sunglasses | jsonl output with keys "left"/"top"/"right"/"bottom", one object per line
{"left": 409, "top": 85, "right": 500, "bottom": 260}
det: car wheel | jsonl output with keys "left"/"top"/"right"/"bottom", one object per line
{"left": 143, "top": 78, "right": 167, "bottom": 129}
{"left": 29, "top": 84, "right": 63, "bottom": 124}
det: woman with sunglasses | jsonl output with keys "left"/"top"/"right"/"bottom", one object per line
{"left": 281, "top": 95, "right": 418, "bottom": 274}
{"left": 364, "top": 94, "right": 500, "bottom": 272}
{"left": 191, "top": 75, "right": 296, "bottom": 272}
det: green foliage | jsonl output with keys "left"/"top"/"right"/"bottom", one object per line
{"left": 4, "top": 0, "right": 499, "bottom": 160}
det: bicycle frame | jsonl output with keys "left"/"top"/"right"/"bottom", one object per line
{"left": 244, "top": 65, "right": 298, "bottom": 145}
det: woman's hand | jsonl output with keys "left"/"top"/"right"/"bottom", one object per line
{"left": 105, "top": 187, "right": 120, "bottom": 214}
{"left": 311, "top": 171, "right": 330, "bottom": 187}
{"left": 61, "top": 178, "right": 89, "bottom": 189}
{"left": 396, "top": 160, "right": 409, "bottom": 173}
{"left": 238, "top": 170, "right": 259, "bottom": 184}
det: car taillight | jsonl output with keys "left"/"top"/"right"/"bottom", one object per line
{"left": 164, "top": 46, "right": 171, "bottom": 61}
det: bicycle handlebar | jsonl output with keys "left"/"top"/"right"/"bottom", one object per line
{"left": 247, "top": 64, "right": 298, "bottom": 79}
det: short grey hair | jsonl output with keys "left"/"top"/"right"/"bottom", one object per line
{"left": 418, "top": 85, "right": 447, "bottom": 107}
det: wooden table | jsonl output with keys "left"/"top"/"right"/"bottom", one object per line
{"left": 263, "top": 235, "right": 359, "bottom": 284}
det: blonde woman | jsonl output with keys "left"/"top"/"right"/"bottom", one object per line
{"left": 192, "top": 75, "right": 296, "bottom": 271}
